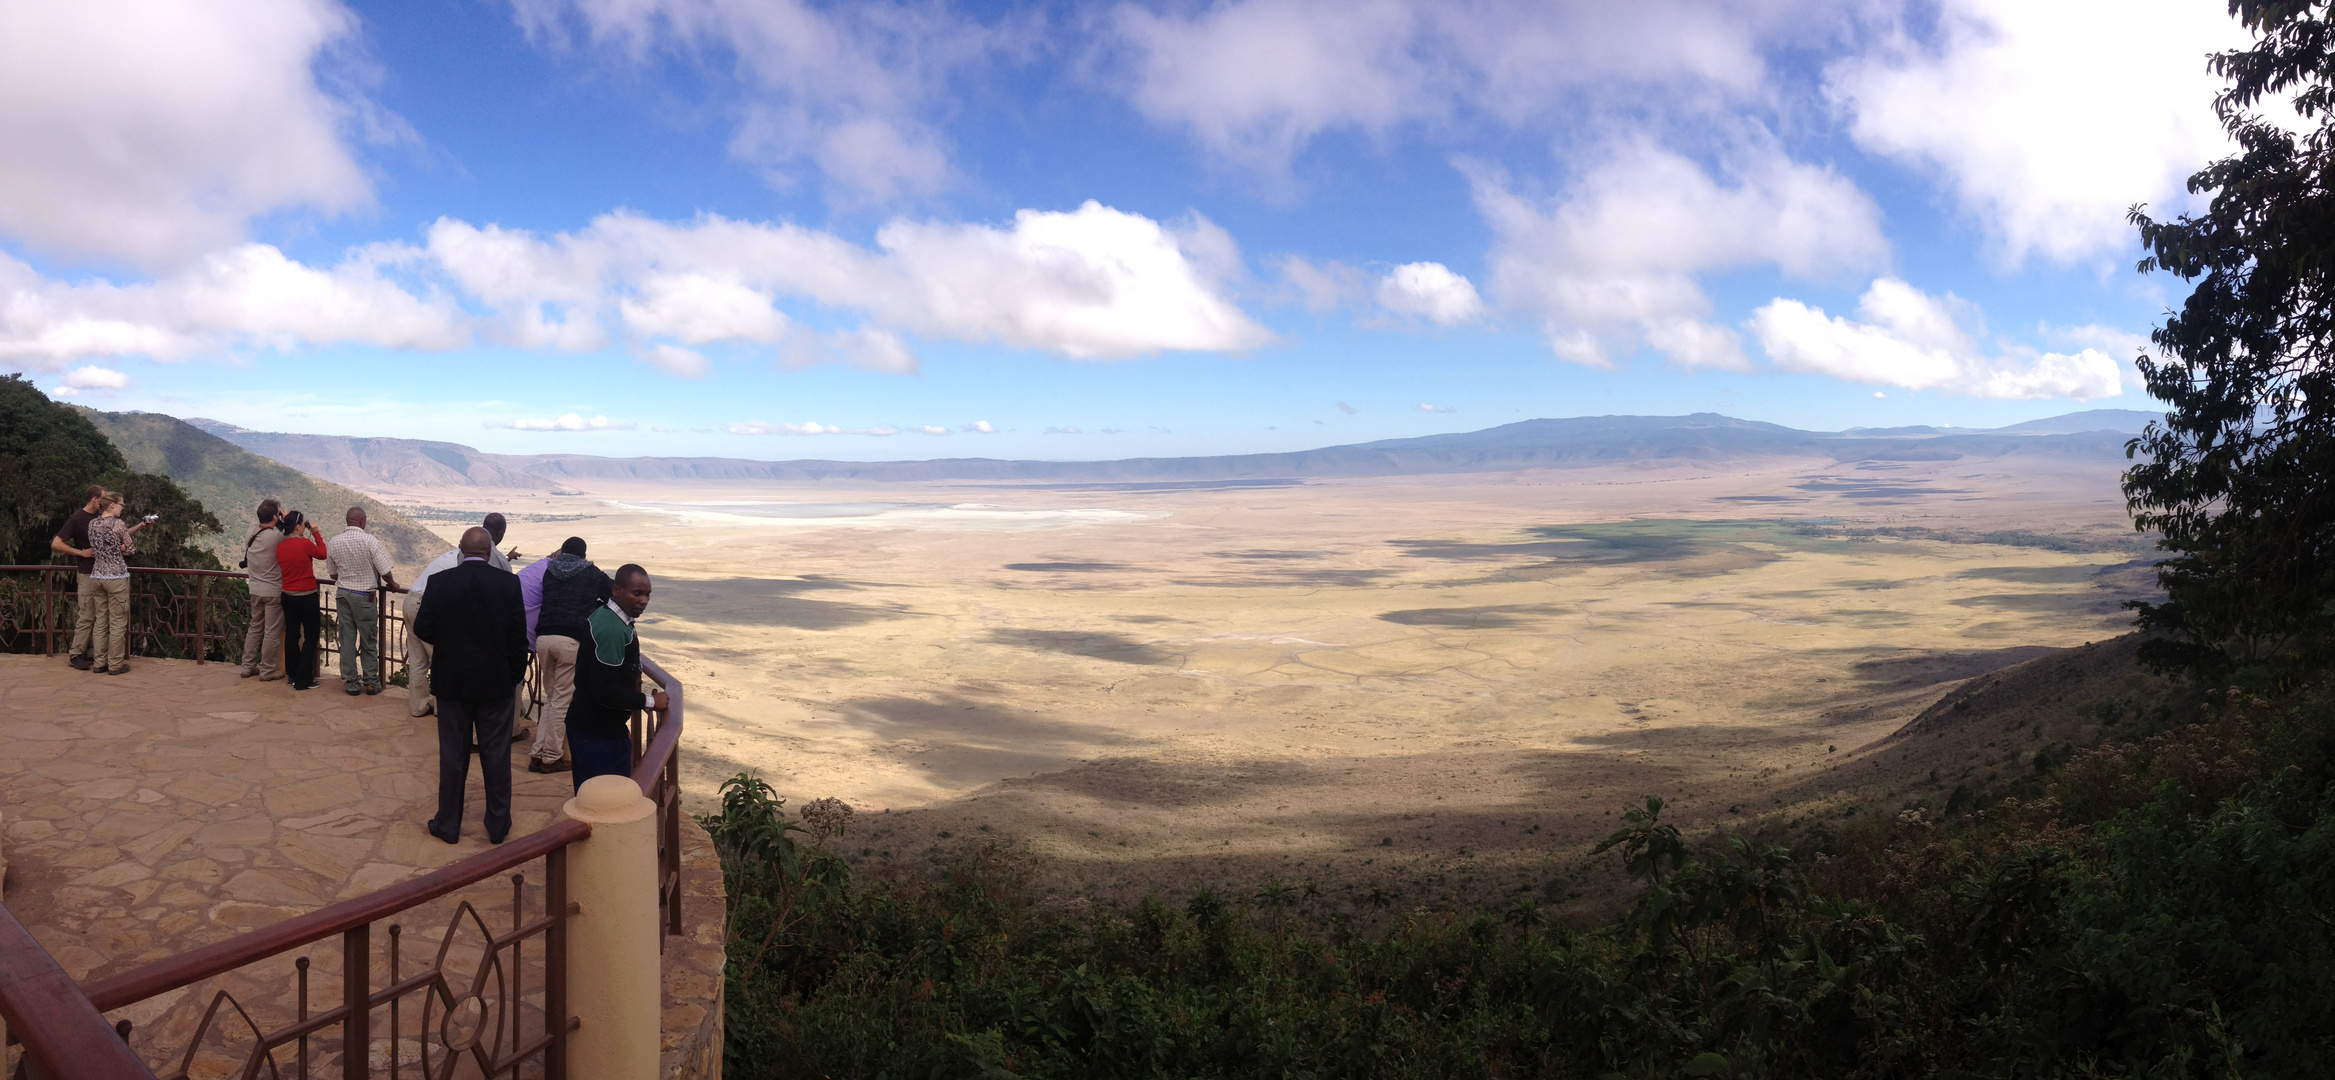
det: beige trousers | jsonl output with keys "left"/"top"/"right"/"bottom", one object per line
{"left": 90, "top": 576, "right": 130, "bottom": 670}
{"left": 69, "top": 572, "right": 97, "bottom": 659}
{"left": 532, "top": 634, "right": 579, "bottom": 762}
{"left": 403, "top": 590, "right": 433, "bottom": 716}
{"left": 239, "top": 593, "right": 284, "bottom": 677}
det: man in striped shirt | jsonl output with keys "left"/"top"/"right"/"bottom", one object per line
{"left": 324, "top": 507, "right": 399, "bottom": 696}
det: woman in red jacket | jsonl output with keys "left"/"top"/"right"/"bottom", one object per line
{"left": 274, "top": 511, "right": 330, "bottom": 690}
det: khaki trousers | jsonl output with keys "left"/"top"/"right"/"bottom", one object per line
{"left": 90, "top": 576, "right": 130, "bottom": 671}
{"left": 403, "top": 590, "right": 433, "bottom": 716}
{"left": 69, "top": 572, "right": 97, "bottom": 659}
{"left": 239, "top": 593, "right": 284, "bottom": 677}
{"left": 532, "top": 634, "right": 579, "bottom": 762}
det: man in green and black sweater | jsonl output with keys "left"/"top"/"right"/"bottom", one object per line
{"left": 566, "top": 562, "right": 670, "bottom": 791}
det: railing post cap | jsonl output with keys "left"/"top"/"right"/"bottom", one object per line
{"left": 566, "top": 774, "right": 654, "bottom": 824}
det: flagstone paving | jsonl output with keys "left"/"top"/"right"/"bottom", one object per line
{"left": 1, "top": 652, "right": 725, "bottom": 1077}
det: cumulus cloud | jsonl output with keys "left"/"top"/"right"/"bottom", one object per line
{"left": 726, "top": 419, "right": 902, "bottom": 435}
{"left": 510, "top": 0, "right": 1008, "bottom": 203}
{"left": 48, "top": 365, "right": 132, "bottom": 399}
{"left": 496, "top": 413, "right": 636, "bottom": 431}
{"left": 1106, "top": 0, "right": 1782, "bottom": 180}
{"left": 1828, "top": 0, "right": 2245, "bottom": 265}
{"left": 0, "top": 0, "right": 383, "bottom": 268}
{"left": 1473, "top": 141, "right": 1887, "bottom": 370}
{"left": 1749, "top": 278, "right": 2124, "bottom": 400}
{"left": 1, "top": 201, "right": 1265, "bottom": 371}
{"left": 967, "top": 420, "right": 996, "bottom": 433}
{"left": 1376, "top": 262, "right": 1486, "bottom": 325}
{"left": 0, "top": 246, "right": 463, "bottom": 371}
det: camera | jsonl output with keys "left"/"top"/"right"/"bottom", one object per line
{"left": 142, "top": 514, "right": 158, "bottom": 523}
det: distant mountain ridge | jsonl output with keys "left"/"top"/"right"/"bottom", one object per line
{"left": 184, "top": 409, "right": 2164, "bottom": 491}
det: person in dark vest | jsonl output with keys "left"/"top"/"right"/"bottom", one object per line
{"left": 566, "top": 563, "right": 668, "bottom": 792}
{"left": 415, "top": 527, "right": 528, "bottom": 844}
{"left": 526, "top": 537, "right": 611, "bottom": 774}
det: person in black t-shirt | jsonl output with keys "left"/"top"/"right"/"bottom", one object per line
{"left": 49, "top": 484, "right": 106, "bottom": 670}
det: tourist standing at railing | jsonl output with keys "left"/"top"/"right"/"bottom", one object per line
{"left": 526, "top": 537, "right": 608, "bottom": 775}
{"left": 324, "top": 507, "right": 398, "bottom": 697}
{"left": 401, "top": 513, "right": 515, "bottom": 718}
{"left": 275, "top": 511, "right": 329, "bottom": 691}
{"left": 84, "top": 492, "right": 152, "bottom": 675}
{"left": 567, "top": 563, "right": 667, "bottom": 792}
{"left": 415, "top": 527, "right": 527, "bottom": 845}
{"left": 236, "top": 499, "right": 286, "bottom": 682}
{"left": 49, "top": 484, "right": 104, "bottom": 670}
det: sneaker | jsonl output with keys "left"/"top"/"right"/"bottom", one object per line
{"left": 68, "top": 654, "right": 92, "bottom": 671}
{"left": 292, "top": 681, "right": 314, "bottom": 691}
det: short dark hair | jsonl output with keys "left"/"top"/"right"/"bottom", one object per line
{"left": 483, "top": 512, "right": 507, "bottom": 541}
{"left": 614, "top": 563, "right": 649, "bottom": 587}
{"left": 257, "top": 498, "right": 280, "bottom": 523}
{"left": 84, "top": 484, "right": 105, "bottom": 504}
{"left": 560, "top": 536, "right": 587, "bottom": 557}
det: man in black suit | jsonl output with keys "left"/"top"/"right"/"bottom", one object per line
{"left": 415, "top": 527, "right": 528, "bottom": 844}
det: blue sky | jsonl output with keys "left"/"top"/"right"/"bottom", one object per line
{"left": 0, "top": 0, "right": 2247, "bottom": 459}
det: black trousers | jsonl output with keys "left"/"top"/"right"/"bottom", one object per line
{"left": 281, "top": 591, "right": 322, "bottom": 687}
{"left": 431, "top": 695, "right": 515, "bottom": 842}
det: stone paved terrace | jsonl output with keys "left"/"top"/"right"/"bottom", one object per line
{"left": 0, "top": 653, "right": 724, "bottom": 1077}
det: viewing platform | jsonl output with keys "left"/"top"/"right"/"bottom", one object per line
{"left": 0, "top": 650, "right": 725, "bottom": 1078}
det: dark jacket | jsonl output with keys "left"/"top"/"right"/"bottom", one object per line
{"left": 536, "top": 554, "right": 612, "bottom": 642}
{"left": 414, "top": 559, "right": 528, "bottom": 702}
{"left": 566, "top": 602, "right": 644, "bottom": 739}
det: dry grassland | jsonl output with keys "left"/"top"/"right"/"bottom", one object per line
{"left": 384, "top": 452, "right": 2154, "bottom": 909}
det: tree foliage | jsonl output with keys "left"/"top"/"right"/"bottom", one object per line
{"left": 2127, "top": 1, "right": 2335, "bottom": 676}
{"left": 0, "top": 373, "right": 222, "bottom": 568}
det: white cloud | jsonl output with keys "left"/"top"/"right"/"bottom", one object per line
{"left": 1044, "top": 426, "right": 1082, "bottom": 434}
{"left": 0, "top": 246, "right": 463, "bottom": 371}
{"left": 1828, "top": 0, "right": 2245, "bottom": 265}
{"left": 1272, "top": 256, "right": 1369, "bottom": 313}
{"left": 1418, "top": 401, "right": 1456, "bottom": 413}
{"left": 1749, "top": 278, "right": 2125, "bottom": 400}
{"left": 918, "top": 425, "right": 948, "bottom": 435}
{"left": 2, "top": 201, "right": 1265, "bottom": 371}
{"left": 48, "top": 364, "right": 132, "bottom": 398}
{"left": 725, "top": 419, "right": 902, "bottom": 435}
{"left": 640, "top": 343, "right": 713, "bottom": 378}
{"left": 0, "top": 0, "right": 381, "bottom": 268}
{"left": 498, "top": 413, "right": 635, "bottom": 431}
{"left": 1473, "top": 140, "right": 1887, "bottom": 370}
{"left": 510, "top": 0, "right": 1006, "bottom": 203}
{"left": 1105, "top": 0, "right": 1782, "bottom": 180}
{"left": 1376, "top": 262, "right": 1486, "bottom": 325}
{"left": 968, "top": 420, "right": 996, "bottom": 433}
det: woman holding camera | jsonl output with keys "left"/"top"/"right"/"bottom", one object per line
{"left": 84, "top": 491, "right": 154, "bottom": 675}
{"left": 274, "top": 511, "right": 330, "bottom": 690}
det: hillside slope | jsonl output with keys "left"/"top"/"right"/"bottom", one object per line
{"left": 81, "top": 410, "right": 449, "bottom": 572}
{"left": 188, "top": 410, "right": 2161, "bottom": 491}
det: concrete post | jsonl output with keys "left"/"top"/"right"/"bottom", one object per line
{"left": 563, "top": 774, "right": 660, "bottom": 1078}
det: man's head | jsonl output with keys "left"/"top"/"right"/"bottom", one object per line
{"left": 256, "top": 498, "right": 281, "bottom": 524}
{"left": 345, "top": 506, "right": 367, "bottom": 529}
{"left": 483, "top": 512, "right": 506, "bottom": 544}
{"left": 612, "top": 563, "right": 651, "bottom": 618}
{"left": 560, "top": 536, "right": 587, "bottom": 558}
{"left": 458, "top": 527, "right": 493, "bottom": 559}
{"left": 83, "top": 484, "right": 104, "bottom": 512}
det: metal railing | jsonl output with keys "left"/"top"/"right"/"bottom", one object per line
{"left": 0, "top": 590, "right": 688, "bottom": 1080}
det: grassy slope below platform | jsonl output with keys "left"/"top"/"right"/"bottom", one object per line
{"left": 79, "top": 410, "right": 448, "bottom": 574}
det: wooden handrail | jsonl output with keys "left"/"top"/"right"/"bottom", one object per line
{"left": 634, "top": 655, "right": 684, "bottom": 792}
{"left": 83, "top": 818, "right": 591, "bottom": 1013}
{"left": 0, "top": 903, "right": 158, "bottom": 1079}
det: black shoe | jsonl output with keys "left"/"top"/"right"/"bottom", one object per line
{"left": 68, "top": 655, "right": 93, "bottom": 671}
{"left": 292, "top": 681, "right": 314, "bottom": 691}
{"left": 107, "top": 664, "right": 129, "bottom": 675}
{"left": 364, "top": 684, "right": 383, "bottom": 695}
{"left": 344, "top": 684, "right": 363, "bottom": 696}
{"left": 426, "top": 822, "right": 459, "bottom": 845}
{"left": 488, "top": 830, "right": 509, "bottom": 845}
